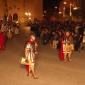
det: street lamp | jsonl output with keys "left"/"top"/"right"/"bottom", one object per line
{"left": 28, "top": 12, "right": 31, "bottom": 16}
{"left": 73, "top": 6, "right": 79, "bottom": 10}
{"left": 69, "top": 3, "right": 72, "bottom": 17}
{"left": 54, "top": 6, "right": 57, "bottom": 9}
{"left": 63, "top": 1, "right": 67, "bottom": 5}
{"left": 59, "top": 11, "right": 62, "bottom": 14}
{"left": 63, "top": 7, "right": 66, "bottom": 17}
{"left": 63, "top": 2, "right": 67, "bottom": 17}
{"left": 25, "top": 12, "right": 29, "bottom": 16}
{"left": 59, "top": 0, "right": 80, "bottom": 20}
{"left": 25, "top": 12, "right": 32, "bottom": 20}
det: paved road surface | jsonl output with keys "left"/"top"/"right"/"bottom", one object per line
{"left": 0, "top": 34, "right": 85, "bottom": 85}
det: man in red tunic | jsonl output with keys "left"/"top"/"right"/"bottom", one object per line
{"left": 59, "top": 40, "right": 64, "bottom": 61}
{"left": 0, "top": 31, "right": 5, "bottom": 50}
{"left": 59, "top": 31, "right": 72, "bottom": 61}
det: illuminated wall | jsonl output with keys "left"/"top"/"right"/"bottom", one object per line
{"left": 27, "top": 0, "right": 43, "bottom": 20}
{"left": 80, "top": 0, "right": 85, "bottom": 18}
{"left": 0, "top": 0, "right": 43, "bottom": 22}
{"left": 0, "top": 0, "right": 4, "bottom": 19}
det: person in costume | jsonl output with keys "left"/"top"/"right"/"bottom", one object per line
{"left": 63, "top": 41, "right": 74, "bottom": 62}
{"left": 25, "top": 34, "right": 38, "bottom": 79}
{"left": 0, "top": 31, "right": 5, "bottom": 50}
{"left": 59, "top": 31, "right": 73, "bottom": 61}
{"left": 7, "top": 28, "right": 13, "bottom": 40}
{"left": 59, "top": 39, "right": 64, "bottom": 61}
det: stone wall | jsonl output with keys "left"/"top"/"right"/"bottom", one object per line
{"left": 0, "top": 0, "right": 43, "bottom": 22}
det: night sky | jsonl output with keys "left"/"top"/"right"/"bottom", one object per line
{"left": 43, "top": 0, "right": 62, "bottom": 18}
{"left": 43, "top": 0, "right": 62, "bottom": 10}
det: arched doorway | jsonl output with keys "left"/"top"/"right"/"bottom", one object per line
{"left": 13, "top": 13, "right": 18, "bottom": 23}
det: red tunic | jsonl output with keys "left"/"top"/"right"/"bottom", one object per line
{"left": 25, "top": 40, "right": 34, "bottom": 75}
{"left": 59, "top": 41, "right": 64, "bottom": 61}
{"left": 0, "top": 33, "right": 5, "bottom": 50}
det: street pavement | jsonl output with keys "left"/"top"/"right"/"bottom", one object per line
{"left": 0, "top": 34, "right": 85, "bottom": 85}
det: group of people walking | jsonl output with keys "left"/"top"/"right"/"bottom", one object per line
{"left": 20, "top": 19, "right": 85, "bottom": 79}
{"left": 0, "top": 20, "right": 20, "bottom": 51}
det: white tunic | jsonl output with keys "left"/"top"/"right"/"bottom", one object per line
{"left": 25, "top": 43, "right": 35, "bottom": 64}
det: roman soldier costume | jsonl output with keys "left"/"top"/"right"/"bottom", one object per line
{"left": 59, "top": 31, "right": 73, "bottom": 62}
{"left": 24, "top": 34, "right": 38, "bottom": 79}
{"left": 63, "top": 41, "right": 74, "bottom": 62}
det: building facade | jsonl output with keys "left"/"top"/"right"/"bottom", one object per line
{"left": 0, "top": 0, "right": 43, "bottom": 22}
{"left": 79, "top": 0, "right": 85, "bottom": 18}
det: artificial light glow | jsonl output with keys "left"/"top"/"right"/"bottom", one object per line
{"left": 16, "top": 21, "right": 19, "bottom": 23}
{"left": 54, "top": 6, "right": 57, "bottom": 9}
{"left": 70, "top": 3, "right": 72, "bottom": 6}
{"left": 73, "top": 7, "right": 79, "bottom": 10}
{"left": 44, "top": 10, "right": 47, "bottom": 14}
{"left": 25, "top": 12, "right": 29, "bottom": 16}
{"left": 28, "top": 13, "right": 31, "bottom": 16}
{"left": 29, "top": 17, "right": 31, "bottom": 20}
{"left": 64, "top": 1, "right": 67, "bottom": 5}
{"left": 59, "top": 12, "right": 62, "bottom": 14}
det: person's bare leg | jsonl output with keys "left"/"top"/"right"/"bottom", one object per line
{"left": 68, "top": 52, "right": 72, "bottom": 62}
{"left": 30, "top": 65, "right": 38, "bottom": 79}
{"left": 64, "top": 53, "right": 67, "bottom": 62}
